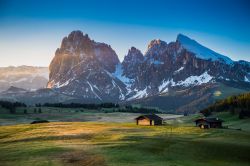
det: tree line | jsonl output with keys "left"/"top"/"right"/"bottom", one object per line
{"left": 114, "top": 105, "right": 162, "bottom": 114}
{"left": 0, "top": 101, "right": 26, "bottom": 114}
{"left": 42, "top": 102, "right": 161, "bottom": 113}
{"left": 42, "top": 102, "right": 119, "bottom": 109}
{"left": 200, "top": 92, "right": 250, "bottom": 119}
{"left": 0, "top": 100, "right": 161, "bottom": 114}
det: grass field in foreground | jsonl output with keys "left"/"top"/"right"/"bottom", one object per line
{"left": 0, "top": 116, "right": 250, "bottom": 166}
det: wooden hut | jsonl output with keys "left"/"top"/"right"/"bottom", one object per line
{"left": 194, "top": 117, "right": 224, "bottom": 129}
{"left": 135, "top": 114, "right": 163, "bottom": 126}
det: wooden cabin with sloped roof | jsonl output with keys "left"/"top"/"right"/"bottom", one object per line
{"left": 135, "top": 114, "right": 163, "bottom": 126}
{"left": 194, "top": 117, "right": 224, "bottom": 129}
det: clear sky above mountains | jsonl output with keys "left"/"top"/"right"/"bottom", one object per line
{"left": 0, "top": 0, "right": 249, "bottom": 66}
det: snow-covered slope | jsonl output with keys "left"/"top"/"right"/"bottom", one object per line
{"left": 112, "top": 64, "right": 132, "bottom": 86}
{"left": 173, "top": 71, "right": 213, "bottom": 87}
{"left": 158, "top": 72, "right": 213, "bottom": 93}
{"left": 177, "top": 34, "right": 234, "bottom": 64}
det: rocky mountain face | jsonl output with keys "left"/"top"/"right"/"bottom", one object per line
{"left": 0, "top": 66, "right": 49, "bottom": 92}
{"left": 122, "top": 47, "right": 144, "bottom": 80}
{"left": 121, "top": 34, "right": 250, "bottom": 102}
{"left": 47, "top": 31, "right": 126, "bottom": 102}
{"left": 45, "top": 31, "right": 250, "bottom": 112}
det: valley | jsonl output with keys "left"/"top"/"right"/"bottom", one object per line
{"left": 0, "top": 107, "right": 181, "bottom": 126}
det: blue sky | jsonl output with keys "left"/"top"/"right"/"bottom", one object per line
{"left": 0, "top": 0, "right": 249, "bottom": 66}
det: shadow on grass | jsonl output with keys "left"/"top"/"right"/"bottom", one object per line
{"left": 58, "top": 150, "right": 107, "bottom": 166}
{"left": 100, "top": 134, "right": 250, "bottom": 166}
{"left": 0, "top": 145, "right": 107, "bottom": 166}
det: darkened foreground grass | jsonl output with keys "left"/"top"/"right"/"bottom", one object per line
{"left": 0, "top": 118, "right": 250, "bottom": 166}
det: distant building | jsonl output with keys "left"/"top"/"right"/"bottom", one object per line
{"left": 135, "top": 114, "right": 163, "bottom": 126}
{"left": 194, "top": 117, "right": 224, "bottom": 129}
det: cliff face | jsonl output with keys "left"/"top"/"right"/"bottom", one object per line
{"left": 48, "top": 30, "right": 125, "bottom": 102}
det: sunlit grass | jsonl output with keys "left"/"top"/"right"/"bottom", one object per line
{"left": 0, "top": 118, "right": 250, "bottom": 166}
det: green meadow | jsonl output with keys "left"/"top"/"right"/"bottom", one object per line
{"left": 0, "top": 110, "right": 250, "bottom": 166}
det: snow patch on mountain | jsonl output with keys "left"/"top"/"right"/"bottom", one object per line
{"left": 245, "top": 75, "right": 250, "bottom": 82}
{"left": 159, "top": 80, "right": 170, "bottom": 93}
{"left": 103, "top": 69, "right": 126, "bottom": 100}
{"left": 112, "top": 64, "right": 133, "bottom": 86}
{"left": 177, "top": 34, "right": 233, "bottom": 65}
{"left": 218, "top": 76, "right": 230, "bottom": 81}
{"left": 174, "top": 71, "right": 213, "bottom": 87}
{"left": 174, "top": 67, "right": 184, "bottom": 74}
{"left": 57, "top": 79, "right": 73, "bottom": 88}
{"left": 53, "top": 77, "right": 77, "bottom": 89}
{"left": 87, "top": 81, "right": 102, "bottom": 101}
{"left": 127, "top": 88, "right": 148, "bottom": 100}
{"left": 111, "top": 80, "right": 125, "bottom": 100}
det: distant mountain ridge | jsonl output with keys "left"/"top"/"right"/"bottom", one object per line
{"left": 0, "top": 66, "right": 49, "bottom": 92}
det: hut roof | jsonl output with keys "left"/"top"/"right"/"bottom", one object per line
{"left": 135, "top": 114, "right": 163, "bottom": 121}
{"left": 194, "top": 117, "right": 224, "bottom": 123}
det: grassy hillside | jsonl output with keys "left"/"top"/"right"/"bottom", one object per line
{"left": 0, "top": 115, "right": 250, "bottom": 166}
{"left": 201, "top": 92, "right": 250, "bottom": 118}
{"left": 215, "top": 112, "right": 250, "bottom": 131}
{"left": 212, "top": 82, "right": 246, "bottom": 100}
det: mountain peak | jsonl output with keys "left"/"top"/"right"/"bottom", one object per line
{"left": 5, "top": 86, "right": 27, "bottom": 93}
{"left": 48, "top": 30, "right": 121, "bottom": 92}
{"left": 176, "top": 33, "right": 233, "bottom": 64}
{"left": 123, "top": 47, "right": 144, "bottom": 64}
{"left": 128, "top": 47, "right": 143, "bottom": 56}
{"left": 67, "top": 30, "right": 90, "bottom": 42}
{"left": 130, "top": 46, "right": 138, "bottom": 51}
{"left": 69, "top": 30, "right": 83, "bottom": 35}
{"left": 68, "top": 30, "right": 88, "bottom": 38}
{"left": 146, "top": 39, "right": 168, "bottom": 58}
{"left": 176, "top": 33, "right": 194, "bottom": 43}
{"left": 148, "top": 39, "right": 167, "bottom": 49}
{"left": 59, "top": 30, "right": 92, "bottom": 53}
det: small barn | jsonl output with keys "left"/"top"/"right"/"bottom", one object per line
{"left": 135, "top": 114, "right": 163, "bottom": 126}
{"left": 194, "top": 117, "right": 224, "bottom": 129}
